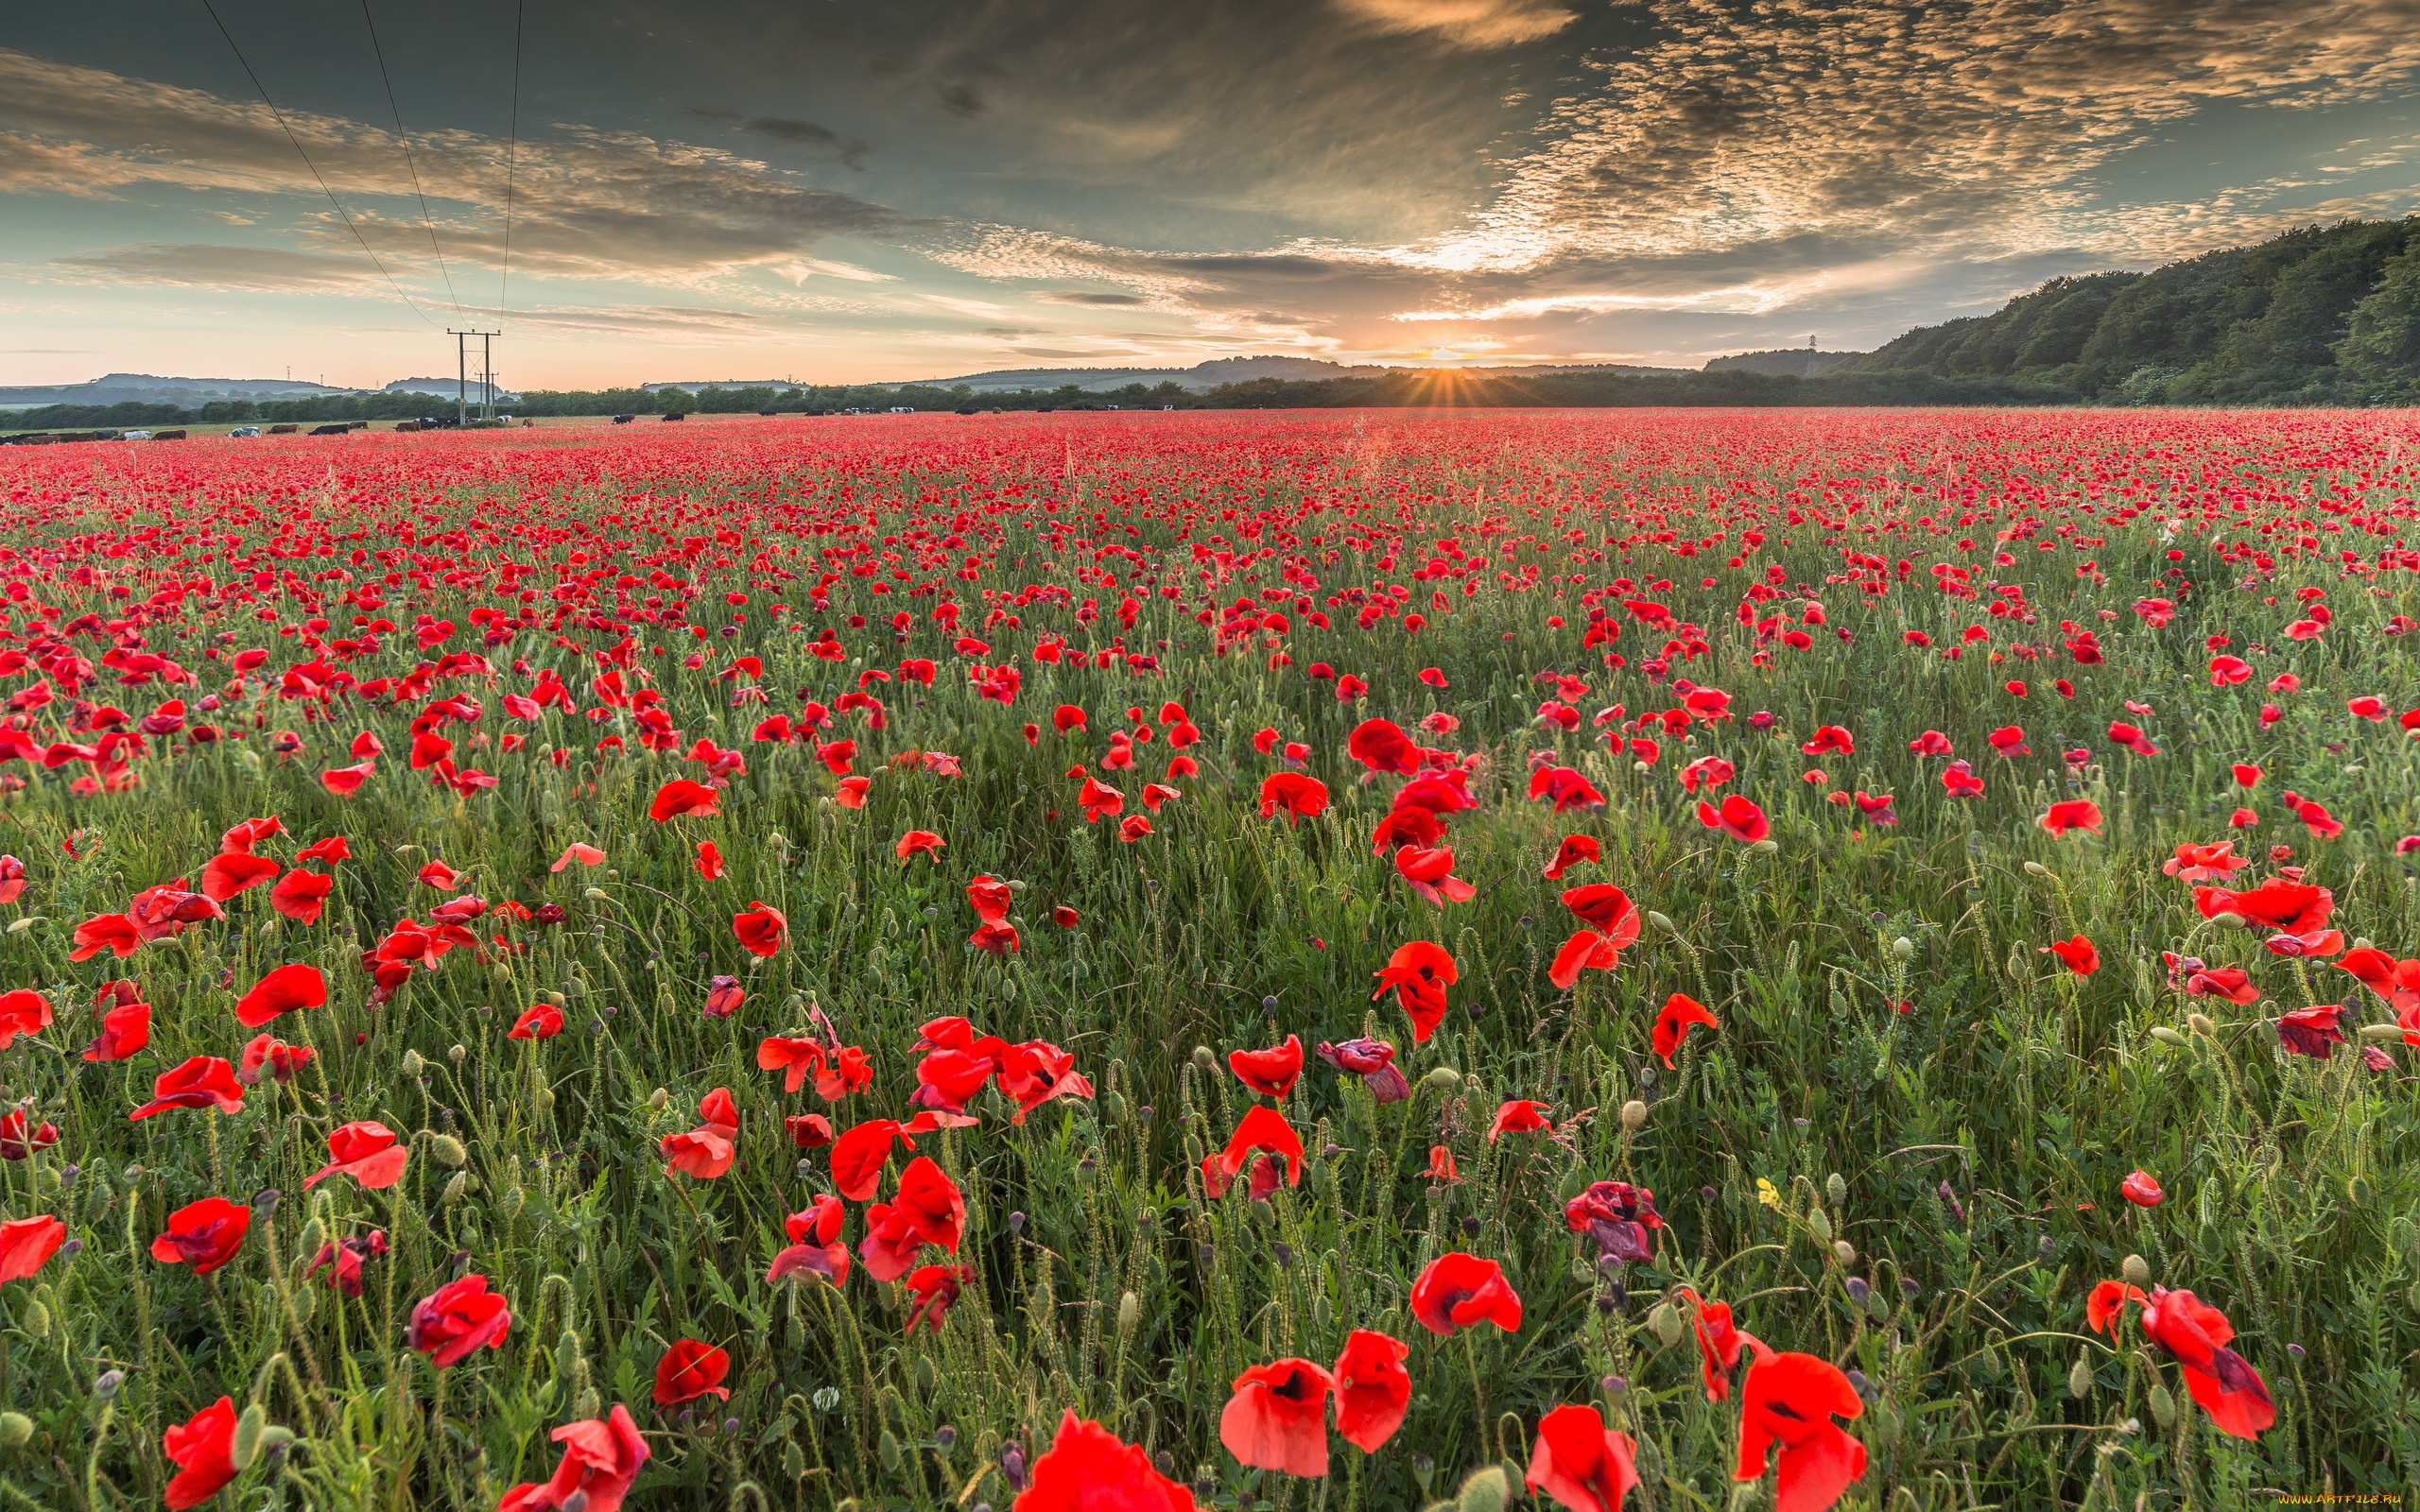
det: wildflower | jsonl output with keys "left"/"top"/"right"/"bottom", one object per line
{"left": 149, "top": 1197, "right": 251, "bottom": 1276}
{"left": 1697, "top": 793, "right": 1770, "bottom": 842}
{"left": 1019, "top": 1412, "right": 1196, "bottom": 1511}
{"left": 1219, "top": 1358, "right": 1334, "bottom": 1476}
{"left": 162, "top": 1398, "right": 239, "bottom": 1511}
{"left": 303, "top": 1122, "right": 409, "bottom": 1190}
{"left": 732, "top": 901, "right": 787, "bottom": 956}
{"left": 2039, "top": 799, "right": 2102, "bottom": 837}
{"left": 1318, "top": 1038, "right": 1409, "bottom": 1101}
{"left": 407, "top": 1274, "right": 512, "bottom": 1367}
{"left": 1228, "top": 1035, "right": 1303, "bottom": 1098}
{"left": 1372, "top": 940, "right": 1457, "bottom": 1041}
{"left": 1652, "top": 993, "right": 1719, "bottom": 1066}
{"left": 1525, "top": 1403, "right": 1639, "bottom": 1512}
{"left": 1409, "top": 1251, "right": 1522, "bottom": 1337}
{"left": 1736, "top": 1352, "right": 1865, "bottom": 1512}
{"left": 2120, "top": 1170, "right": 2164, "bottom": 1207}
{"left": 495, "top": 1404, "right": 651, "bottom": 1512}
{"left": 2042, "top": 936, "right": 2099, "bottom": 976}
{"left": 130, "top": 1057, "right": 245, "bottom": 1120}
{"left": 235, "top": 963, "right": 326, "bottom": 1028}
{"left": 652, "top": 1340, "right": 732, "bottom": 1405}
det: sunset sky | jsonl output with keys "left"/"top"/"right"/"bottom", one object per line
{"left": 4, "top": 0, "right": 2417, "bottom": 389}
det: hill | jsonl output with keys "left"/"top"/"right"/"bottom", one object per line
{"left": 1841, "top": 218, "right": 2420, "bottom": 404}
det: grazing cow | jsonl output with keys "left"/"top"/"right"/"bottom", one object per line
{"left": 268, "top": 424, "right": 299, "bottom": 434}
{"left": 613, "top": 414, "right": 635, "bottom": 423}
{"left": 308, "top": 423, "right": 351, "bottom": 436}
{"left": 663, "top": 412, "right": 686, "bottom": 421}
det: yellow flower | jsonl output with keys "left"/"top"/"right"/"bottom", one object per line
{"left": 1755, "top": 1177, "right": 1782, "bottom": 1210}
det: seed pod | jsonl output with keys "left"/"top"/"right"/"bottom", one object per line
{"left": 914, "top": 1357, "right": 937, "bottom": 1397}
{"left": 19, "top": 1298, "right": 49, "bottom": 1339}
{"left": 231, "top": 1403, "right": 268, "bottom": 1469}
{"left": 431, "top": 1135, "right": 468, "bottom": 1168}
{"left": 2122, "top": 1253, "right": 2150, "bottom": 1285}
{"left": 1191, "top": 1045, "right": 1216, "bottom": 1070}
{"left": 878, "top": 1430, "right": 903, "bottom": 1473}
{"left": 1749, "top": 839, "right": 1779, "bottom": 855}
{"left": 2148, "top": 1382, "right": 2176, "bottom": 1428}
{"left": 448, "top": 1043, "right": 467, "bottom": 1063}
{"left": 1620, "top": 1099, "right": 1648, "bottom": 1130}
{"left": 1833, "top": 1240, "right": 1856, "bottom": 1265}
{"left": 2023, "top": 861, "right": 2050, "bottom": 878}
{"left": 1890, "top": 936, "right": 1914, "bottom": 959}
{"left": 1426, "top": 1065, "right": 1463, "bottom": 1092}
{"left": 2067, "top": 1354, "right": 2092, "bottom": 1399}
{"left": 1865, "top": 1290, "right": 1890, "bottom": 1322}
{"left": 1826, "top": 1172, "right": 1847, "bottom": 1208}
{"left": 1648, "top": 1301, "right": 1685, "bottom": 1347}
{"left": 532, "top": 1086, "right": 555, "bottom": 1115}
{"left": 1457, "top": 1466, "right": 1509, "bottom": 1512}
{"left": 648, "top": 1088, "right": 669, "bottom": 1111}
{"left": 401, "top": 1049, "right": 425, "bottom": 1076}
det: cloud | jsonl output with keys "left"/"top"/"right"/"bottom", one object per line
{"left": 1330, "top": 0, "right": 1577, "bottom": 48}
{"left": 700, "top": 112, "right": 872, "bottom": 168}
{"left": 1038, "top": 291, "right": 1149, "bottom": 306}
{"left": 46, "top": 242, "right": 390, "bottom": 292}
{"left": 0, "top": 48, "right": 926, "bottom": 282}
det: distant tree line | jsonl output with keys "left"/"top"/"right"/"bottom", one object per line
{"left": 509, "top": 380, "right": 1201, "bottom": 416}
{"left": 2, "top": 391, "right": 457, "bottom": 431}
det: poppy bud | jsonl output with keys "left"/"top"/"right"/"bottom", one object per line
{"left": 2122, "top": 1253, "right": 2150, "bottom": 1284}
{"left": 1191, "top": 1045, "right": 1216, "bottom": 1070}
{"left": 532, "top": 1087, "right": 554, "bottom": 1114}
{"left": 1619, "top": 1098, "right": 1647, "bottom": 1129}
{"left": 2022, "top": 861, "right": 2050, "bottom": 878}
{"left": 2207, "top": 911, "right": 2248, "bottom": 930}
{"left": 1007, "top": 1211, "right": 1026, "bottom": 1233}
{"left": 1456, "top": 1465, "right": 1509, "bottom": 1512}
{"left": 1117, "top": 1291, "right": 1140, "bottom": 1335}
{"left": 1834, "top": 1240, "right": 1856, "bottom": 1265}
{"left": 1826, "top": 1172, "right": 1847, "bottom": 1207}
{"left": 648, "top": 1088, "right": 669, "bottom": 1110}
{"left": 2067, "top": 1354, "right": 2092, "bottom": 1399}
{"left": 1845, "top": 1277, "right": 1870, "bottom": 1305}
{"left": 1410, "top": 1452, "right": 1434, "bottom": 1491}
{"left": 502, "top": 1187, "right": 526, "bottom": 1220}
{"left": 2149, "top": 1026, "right": 2187, "bottom": 1045}
{"left": 430, "top": 1135, "right": 467, "bottom": 1168}
{"left": 2359, "top": 1023, "right": 2405, "bottom": 1042}
{"left": 1600, "top": 1374, "right": 1627, "bottom": 1397}
{"left": 448, "top": 1043, "right": 467, "bottom": 1063}
{"left": 935, "top": 1425, "right": 957, "bottom": 1454}
{"left": 20, "top": 1298, "right": 48, "bottom": 1338}
{"left": 1426, "top": 1065, "right": 1462, "bottom": 1092}
{"left": 1646, "top": 910, "right": 1677, "bottom": 934}
{"left": 1648, "top": 1300, "right": 1684, "bottom": 1346}
{"left": 1749, "top": 839, "right": 1779, "bottom": 854}
{"left": 95, "top": 1369, "right": 125, "bottom": 1400}
{"left": 1806, "top": 1205, "right": 1832, "bottom": 1245}
{"left": 2149, "top": 1382, "right": 2176, "bottom": 1428}
{"left": 2186, "top": 1012, "right": 2217, "bottom": 1038}
{"left": 401, "top": 1049, "right": 424, "bottom": 1076}
{"left": 232, "top": 1403, "right": 268, "bottom": 1470}
{"left": 0, "top": 1411, "right": 30, "bottom": 1450}
{"left": 441, "top": 1171, "right": 469, "bottom": 1205}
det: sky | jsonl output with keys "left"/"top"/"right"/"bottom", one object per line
{"left": 3, "top": 0, "right": 2418, "bottom": 390}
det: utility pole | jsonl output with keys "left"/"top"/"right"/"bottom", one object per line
{"left": 448, "top": 328, "right": 500, "bottom": 425}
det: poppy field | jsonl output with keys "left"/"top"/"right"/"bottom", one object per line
{"left": 1, "top": 406, "right": 2417, "bottom": 1511}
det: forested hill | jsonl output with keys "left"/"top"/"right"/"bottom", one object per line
{"left": 1840, "top": 217, "right": 2420, "bottom": 405}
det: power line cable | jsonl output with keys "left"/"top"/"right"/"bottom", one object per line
{"left": 197, "top": 0, "right": 442, "bottom": 331}
{"left": 499, "top": 0, "right": 525, "bottom": 325}
{"left": 358, "top": 0, "right": 465, "bottom": 322}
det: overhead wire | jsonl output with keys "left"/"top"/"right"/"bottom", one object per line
{"left": 499, "top": 0, "right": 525, "bottom": 327}
{"left": 357, "top": 0, "right": 465, "bottom": 322}
{"left": 197, "top": 0, "right": 443, "bottom": 331}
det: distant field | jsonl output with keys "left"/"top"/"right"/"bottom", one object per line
{"left": 0, "top": 408, "right": 2413, "bottom": 1510}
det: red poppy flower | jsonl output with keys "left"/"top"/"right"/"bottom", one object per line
{"left": 652, "top": 1339, "right": 733, "bottom": 1405}
{"left": 268, "top": 868, "right": 336, "bottom": 923}
{"left": 648, "top": 777, "right": 722, "bottom": 821}
{"left": 1735, "top": 1351, "right": 1865, "bottom": 1512}
{"left": 1526, "top": 1402, "right": 1639, "bottom": 1512}
{"left": 1053, "top": 904, "right": 1080, "bottom": 928}
{"left": 1698, "top": 794, "right": 1770, "bottom": 843}
{"left": 297, "top": 835, "right": 351, "bottom": 864}
{"left": 663, "top": 1088, "right": 740, "bottom": 1179}
{"left": 1427, "top": 1144, "right": 1460, "bottom": 1181}
{"left": 899, "top": 1262, "right": 972, "bottom": 1334}
{"left": 509, "top": 1003, "right": 564, "bottom": 1040}
{"left": 70, "top": 912, "right": 140, "bottom": 961}
{"left": 1529, "top": 765, "right": 1606, "bottom": 813}
{"left": 1394, "top": 844, "right": 1477, "bottom": 905}
{"left": 0, "top": 988, "right": 53, "bottom": 1048}
{"left": 1908, "top": 730, "right": 1952, "bottom": 756}
{"left": 2163, "top": 841, "right": 2249, "bottom": 883}
{"left": 199, "top": 850, "right": 281, "bottom": 902}
{"left": 407, "top": 1274, "right": 511, "bottom": 1367}
{"left": 549, "top": 843, "right": 606, "bottom": 872}
{"left": 1118, "top": 813, "right": 1154, "bottom": 842}
{"left": 1550, "top": 885, "right": 1642, "bottom": 990}
{"left": 1489, "top": 1099, "right": 1552, "bottom": 1142}
{"left": 757, "top": 1033, "right": 823, "bottom": 1091}
{"left": 1329, "top": 1328, "right": 1410, "bottom": 1452}
{"left": 321, "top": 761, "right": 376, "bottom": 796}
{"left": 2043, "top": 936, "right": 2099, "bottom": 976}
{"left": 1219, "top": 1357, "right": 1334, "bottom": 1477}
{"left": 1371, "top": 805, "right": 1444, "bottom": 854}
{"left": 1372, "top": 940, "right": 1457, "bottom": 1042}
{"left": 304, "top": 1121, "right": 409, "bottom": 1190}
{"left": 495, "top": 1404, "right": 651, "bottom": 1512}
{"left": 998, "top": 1039, "right": 1094, "bottom": 1123}
{"left": 0, "top": 1213, "right": 66, "bottom": 1281}
{"left": 2120, "top": 1169, "right": 2163, "bottom": 1207}
{"left": 692, "top": 840, "right": 725, "bottom": 880}
{"left": 1543, "top": 834, "right": 1601, "bottom": 881}
{"left": 1940, "top": 761, "right": 1985, "bottom": 797}
{"left": 149, "top": 1195, "right": 251, "bottom": 1275}
{"left": 130, "top": 1056, "right": 245, "bottom": 1120}
{"left": 836, "top": 775, "right": 872, "bottom": 808}
{"left": 1409, "top": 1251, "right": 1522, "bottom": 1337}
{"left": 2195, "top": 878, "right": 2333, "bottom": 935}
{"left": 2139, "top": 1286, "right": 2275, "bottom": 1439}
{"left": 733, "top": 901, "right": 787, "bottom": 956}
{"left": 235, "top": 962, "right": 326, "bottom": 1028}
{"left": 162, "top": 1397, "right": 239, "bottom": 1511}
{"left": 303, "top": 1230, "right": 388, "bottom": 1297}
{"left": 1318, "top": 1037, "right": 1410, "bottom": 1101}
{"left": 1258, "top": 771, "right": 1328, "bottom": 825}
{"left": 1652, "top": 993, "right": 1720, "bottom": 1067}
{"left": 1205, "top": 1104, "right": 1304, "bottom": 1198}
{"left": 1019, "top": 1412, "right": 1199, "bottom": 1512}
{"left": 238, "top": 1031, "right": 315, "bottom": 1085}
{"left": 786, "top": 1112, "right": 835, "bottom": 1148}
{"left": 895, "top": 829, "right": 945, "bottom": 863}
{"left": 418, "top": 859, "right": 464, "bottom": 891}
{"left": 2338, "top": 947, "right": 2420, "bottom": 1012}
{"left": 2039, "top": 799, "right": 2103, "bottom": 837}
{"left": 769, "top": 1194, "right": 851, "bottom": 1284}
{"left": 1228, "top": 1035, "right": 1303, "bottom": 1098}
{"left": 830, "top": 1119, "right": 912, "bottom": 1200}
{"left": 1678, "top": 1289, "right": 1761, "bottom": 1401}
{"left": 1347, "top": 717, "right": 1423, "bottom": 774}
{"left": 2085, "top": 1279, "right": 2147, "bottom": 1336}
{"left": 0, "top": 1108, "right": 58, "bottom": 1160}
{"left": 860, "top": 1155, "right": 966, "bottom": 1281}
{"left": 2275, "top": 1004, "right": 2350, "bottom": 1058}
